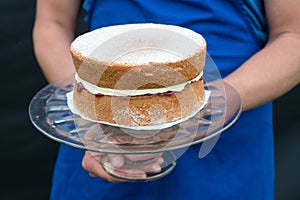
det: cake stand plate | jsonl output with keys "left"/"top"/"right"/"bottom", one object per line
{"left": 29, "top": 77, "right": 241, "bottom": 181}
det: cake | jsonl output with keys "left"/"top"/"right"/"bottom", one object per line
{"left": 70, "top": 23, "right": 207, "bottom": 129}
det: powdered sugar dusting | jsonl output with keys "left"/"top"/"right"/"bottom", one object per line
{"left": 71, "top": 23, "right": 206, "bottom": 65}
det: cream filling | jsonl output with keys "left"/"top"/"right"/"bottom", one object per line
{"left": 75, "top": 71, "right": 203, "bottom": 97}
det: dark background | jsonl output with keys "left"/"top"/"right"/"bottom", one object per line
{"left": 0, "top": 0, "right": 299, "bottom": 199}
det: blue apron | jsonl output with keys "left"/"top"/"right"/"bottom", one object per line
{"left": 51, "top": 1, "right": 274, "bottom": 199}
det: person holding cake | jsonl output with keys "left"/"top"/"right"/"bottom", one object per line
{"left": 33, "top": 0, "right": 300, "bottom": 199}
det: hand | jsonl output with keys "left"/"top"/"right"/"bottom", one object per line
{"left": 82, "top": 152, "right": 123, "bottom": 182}
{"left": 82, "top": 151, "right": 164, "bottom": 182}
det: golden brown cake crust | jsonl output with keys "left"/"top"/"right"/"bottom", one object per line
{"left": 70, "top": 24, "right": 207, "bottom": 127}
{"left": 71, "top": 48, "right": 206, "bottom": 90}
{"left": 73, "top": 79, "right": 205, "bottom": 126}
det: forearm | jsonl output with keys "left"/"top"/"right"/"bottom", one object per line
{"left": 32, "top": 0, "right": 82, "bottom": 84}
{"left": 33, "top": 23, "right": 75, "bottom": 83}
{"left": 224, "top": 33, "right": 300, "bottom": 111}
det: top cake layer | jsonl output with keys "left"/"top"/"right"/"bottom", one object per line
{"left": 71, "top": 23, "right": 206, "bottom": 90}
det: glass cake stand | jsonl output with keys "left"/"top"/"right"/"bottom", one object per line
{"left": 28, "top": 56, "right": 242, "bottom": 182}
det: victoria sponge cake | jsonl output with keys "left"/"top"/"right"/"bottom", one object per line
{"left": 70, "top": 23, "right": 207, "bottom": 128}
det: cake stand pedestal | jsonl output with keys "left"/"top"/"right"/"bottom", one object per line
{"left": 29, "top": 76, "right": 241, "bottom": 182}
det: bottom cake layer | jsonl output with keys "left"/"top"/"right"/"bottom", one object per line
{"left": 72, "top": 79, "right": 205, "bottom": 127}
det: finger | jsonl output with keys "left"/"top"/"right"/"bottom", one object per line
{"left": 82, "top": 152, "right": 121, "bottom": 182}
{"left": 88, "top": 152, "right": 103, "bottom": 161}
{"left": 89, "top": 172, "right": 98, "bottom": 177}
{"left": 124, "top": 157, "right": 164, "bottom": 173}
{"left": 111, "top": 168, "right": 147, "bottom": 179}
{"left": 107, "top": 154, "right": 125, "bottom": 168}
{"left": 102, "top": 155, "right": 147, "bottom": 179}
{"left": 125, "top": 153, "right": 163, "bottom": 162}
